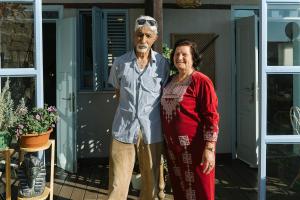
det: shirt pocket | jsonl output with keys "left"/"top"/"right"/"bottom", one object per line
{"left": 120, "top": 74, "right": 132, "bottom": 91}
{"left": 142, "top": 76, "right": 162, "bottom": 93}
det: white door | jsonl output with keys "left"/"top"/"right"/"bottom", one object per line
{"left": 56, "top": 17, "right": 77, "bottom": 173}
{"left": 236, "top": 15, "right": 259, "bottom": 167}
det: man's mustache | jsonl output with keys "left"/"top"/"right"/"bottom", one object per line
{"left": 137, "top": 44, "right": 149, "bottom": 49}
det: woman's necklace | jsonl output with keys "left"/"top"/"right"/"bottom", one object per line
{"left": 176, "top": 69, "right": 195, "bottom": 83}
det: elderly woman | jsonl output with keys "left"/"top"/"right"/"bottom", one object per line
{"left": 161, "top": 39, "right": 219, "bottom": 200}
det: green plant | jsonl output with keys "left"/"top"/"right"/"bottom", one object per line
{"left": 163, "top": 43, "right": 178, "bottom": 75}
{"left": 13, "top": 104, "right": 58, "bottom": 136}
{"left": 162, "top": 43, "right": 172, "bottom": 61}
{"left": 0, "top": 79, "right": 20, "bottom": 134}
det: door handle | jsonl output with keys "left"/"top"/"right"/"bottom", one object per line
{"left": 71, "top": 92, "right": 75, "bottom": 112}
{"left": 61, "top": 93, "right": 75, "bottom": 112}
{"left": 245, "top": 82, "right": 255, "bottom": 91}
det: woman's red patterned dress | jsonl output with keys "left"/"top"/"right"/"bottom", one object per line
{"left": 161, "top": 71, "right": 219, "bottom": 200}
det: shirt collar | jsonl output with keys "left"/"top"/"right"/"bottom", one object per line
{"left": 130, "top": 49, "right": 157, "bottom": 65}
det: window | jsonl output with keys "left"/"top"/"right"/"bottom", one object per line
{"left": 0, "top": 1, "right": 44, "bottom": 107}
{"left": 79, "top": 9, "right": 129, "bottom": 91}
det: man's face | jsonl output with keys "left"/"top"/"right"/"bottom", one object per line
{"left": 134, "top": 26, "right": 157, "bottom": 53}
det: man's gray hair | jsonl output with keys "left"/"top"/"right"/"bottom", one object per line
{"left": 135, "top": 15, "right": 158, "bottom": 34}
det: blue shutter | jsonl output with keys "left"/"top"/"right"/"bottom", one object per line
{"left": 92, "top": 9, "right": 128, "bottom": 91}
{"left": 102, "top": 10, "right": 129, "bottom": 90}
{"left": 92, "top": 7, "right": 104, "bottom": 91}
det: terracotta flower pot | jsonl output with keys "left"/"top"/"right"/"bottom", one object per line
{"left": 20, "top": 128, "right": 53, "bottom": 148}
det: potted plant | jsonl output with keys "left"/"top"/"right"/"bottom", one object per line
{"left": 0, "top": 79, "right": 21, "bottom": 149}
{"left": 13, "top": 103, "right": 58, "bottom": 148}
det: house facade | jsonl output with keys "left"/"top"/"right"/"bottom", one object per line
{"left": 41, "top": 0, "right": 259, "bottom": 167}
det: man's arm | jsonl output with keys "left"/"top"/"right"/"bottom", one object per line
{"left": 115, "top": 89, "right": 120, "bottom": 102}
{"left": 108, "top": 58, "right": 120, "bottom": 100}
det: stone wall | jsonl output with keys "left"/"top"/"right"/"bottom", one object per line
{"left": 0, "top": 13, "right": 34, "bottom": 68}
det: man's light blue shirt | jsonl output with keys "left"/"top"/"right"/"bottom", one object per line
{"left": 108, "top": 49, "right": 170, "bottom": 144}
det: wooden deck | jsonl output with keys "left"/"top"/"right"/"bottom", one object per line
{"left": 215, "top": 158, "right": 257, "bottom": 200}
{"left": 3, "top": 153, "right": 300, "bottom": 199}
{"left": 4, "top": 155, "right": 300, "bottom": 199}
{"left": 52, "top": 158, "right": 259, "bottom": 200}
{"left": 4, "top": 157, "right": 259, "bottom": 199}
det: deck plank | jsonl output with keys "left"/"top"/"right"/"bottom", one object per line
{"left": 69, "top": 163, "right": 90, "bottom": 200}
{"left": 215, "top": 161, "right": 249, "bottom": 200}
{"left": 56, "top": 172, "right": 77, "bottom": 200}
{"left": 53, "top": 167, "right": 68, "bottom": 199}
{"left": 221, "top": 159, "right": 257, "bottom": 200}
{"left": 84, "top": 164, "right": 101, "bottom": 199}
{"left": 96, "top": 164, "right": 109, "bottom": 199}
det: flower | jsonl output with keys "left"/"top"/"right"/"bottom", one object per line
{"left": 13, "top": 104, "right": 58, "bottom": 136}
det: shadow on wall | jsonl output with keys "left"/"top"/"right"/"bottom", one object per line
{"left": 77, "top": 92, "right": 118, "bottom": 158}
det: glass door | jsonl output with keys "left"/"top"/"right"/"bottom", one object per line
{"left": 260, "top": 1, "right": 300, "bottom": 199}
{"left": 0, "top": 0, "right": 43, "bottom": 108}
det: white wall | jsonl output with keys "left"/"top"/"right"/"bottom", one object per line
{"left": 163, "top": 9, "right": 232, "bottom": 153}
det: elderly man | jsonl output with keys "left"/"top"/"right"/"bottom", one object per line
{"left": 107, "top": 15, "right": 169, "bottom": 200}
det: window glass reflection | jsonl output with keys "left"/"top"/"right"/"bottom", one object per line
{"left": 267, "top": 144, "right": 300, "bottom": 200}
{"left": 0, "top": 77, "right": 36, "bottom": 109}
{"left": 267, "top": 5, "right": 300, "bottom": 66}
{"left": 0, "top": 3, "right": 34, "bottom": 68}
{"left": 267, "top": 74, "right": 300, "bottom": 135}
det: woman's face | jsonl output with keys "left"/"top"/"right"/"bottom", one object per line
{"left": 173, "top": 45, "right": 194, "bottom": 72}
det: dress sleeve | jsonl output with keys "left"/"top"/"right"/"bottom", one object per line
{"left": 198, "top": 78, "right": 219, "bottom": 142}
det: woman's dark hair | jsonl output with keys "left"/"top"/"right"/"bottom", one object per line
{"left": 170, "top": 39, "right": 201, "bottom": 69}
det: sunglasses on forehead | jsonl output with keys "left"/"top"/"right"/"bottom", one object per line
{"left": 136, "top": 19, "right": 157, "bottom": 26}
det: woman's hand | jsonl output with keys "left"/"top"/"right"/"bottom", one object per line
{"left": 201, "top": 142, "right": 216, "bottom": 175}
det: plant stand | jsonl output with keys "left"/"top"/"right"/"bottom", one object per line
{"left": 0, "top": 148, "right": 15, "bottom": 200}
{"left": 17, "top": 140, "right": 55, "bottom": 200}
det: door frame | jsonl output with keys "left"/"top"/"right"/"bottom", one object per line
{"left": 42, "top": 4, "right": 63, "bottom": 162}
{"left": 230, "top": 5, "right": 259, "bottom": 159}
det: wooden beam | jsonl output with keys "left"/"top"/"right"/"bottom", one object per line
{"left": 43, "top": 3, "right": 231, "bottom": 10}
{"left": 164, "top": 3, "right": 231, "bottom": 9}
{"left": 144, "top": 0, "right": 163, "bottom": 53}
{"left": 44, "top": 3, "right": 144, "bottom": 9}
